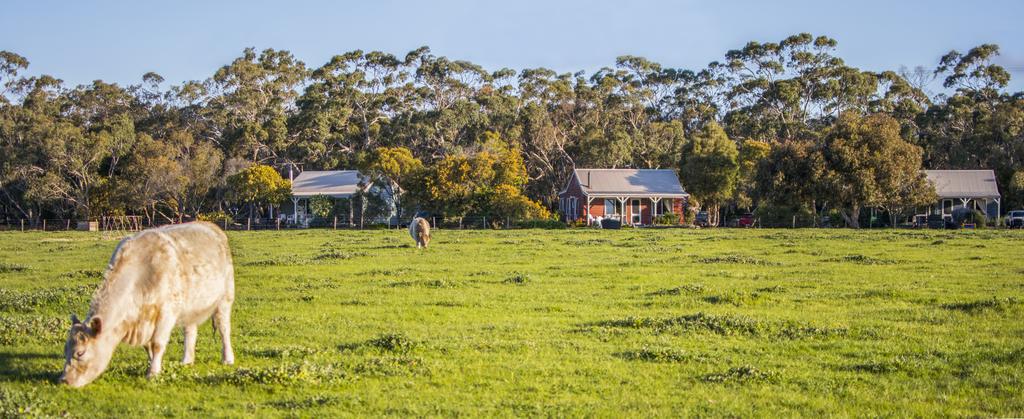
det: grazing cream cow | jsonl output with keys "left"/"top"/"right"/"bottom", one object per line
{"left": 409, "top": 217, "right": 431, "bottom": 248}
{"left": 60, "top": 221, "right": 235, "bottom": 388}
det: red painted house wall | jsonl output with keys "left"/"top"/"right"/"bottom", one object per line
{"left": 559, "top": 173, "right": 689, "bottom": 225}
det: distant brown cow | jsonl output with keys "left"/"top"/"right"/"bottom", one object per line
{"left": 60, "top": 221, "right": 235, "bottom": 387}
{"left": 409, "top": 217, "right": 431, "bottom": 248}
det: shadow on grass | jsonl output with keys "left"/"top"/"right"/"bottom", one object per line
{"left": 0, "top": 350, "right": 62, "bottom": 384}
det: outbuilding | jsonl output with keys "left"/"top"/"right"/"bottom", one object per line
{"left": 921, "top": 169, "right": 1001, "bottom": 220}
{"left": 558, "top": 169, "right": 688, "bottom": 226}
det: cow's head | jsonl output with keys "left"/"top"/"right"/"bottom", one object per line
{"left": 60, "top": 315, "right": 115, "bottom": 388}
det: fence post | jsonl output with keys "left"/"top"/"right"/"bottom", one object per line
{"left": 432, "top": 217, "right": 437, "bottom": 229}
{"left": 459, "top": 217, "right": 463, "bottom": 229}
{"left": 276, "top": 219, "right": 280, "bottom": 230}
{"left": 246, "top": 218, "right": 251, "bottom": 231}
{"left": 66, "top": 219, "right": 71, "bottom": 230}
{"left": 792, "top": 215, "right": 796, "bottom": 229}
{"left": 42, "top": 219, "right": 46, "bottom": 231}
{"left": 333, "top": 216, "right": 337, "bottom": 230}
{"left": 223, "top": 219, "right": 228, "bottom": 230}
{"left": 20, "top": 219, "right": 24, "bottom": 231}
{"left": 483, "top": 216, "right": 486, "bottom": 229}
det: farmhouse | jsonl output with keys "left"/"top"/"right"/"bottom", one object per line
{"left": 288, "top": 170, "right": 364, "bottom": 224}
{"left": 558, "top": 169, "right": 688, "bottom": 226}
{"left": 921, "top": 169, "right": 1001, "bottom": 220}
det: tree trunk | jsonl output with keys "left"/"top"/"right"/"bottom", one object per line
{"left": 841, "top": 204, "right": 861, "bottom": 228}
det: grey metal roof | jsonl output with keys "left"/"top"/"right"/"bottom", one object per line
{"left": 291, "top": 170, "right": 364, "bottom": 198}
{"left": 923, "top": 170, "right": 1000, "bottom": 199}
{"left": 573, "top": 169, "right": 687, "bottom": 197}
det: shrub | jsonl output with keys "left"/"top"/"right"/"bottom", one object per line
{"left": 197, "top": 211, "right": 233, "bottom": 224}
{"left": 970, "top": 209, "right": 988, "bottom": 229}
{"left": 308, "top": 194, "right": 337, "bottom": 218}
{"left": 514, "top": 219, "right": 566, "bottom": 229}
{"left": 653, "top": 212, "right": 680, "bottom": 226}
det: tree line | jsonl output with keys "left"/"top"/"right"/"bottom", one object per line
{"left": 1, "top": 34, "right": 1022, "bottom": 227}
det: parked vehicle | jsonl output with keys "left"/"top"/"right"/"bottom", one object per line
{"left": 1006, "top": 210, "right": 1024, "bottom": 228}
{"left": 600, "top": 218, "right": 622, "bottom": 229}
{"left": 694, "top": 211, "right": 710, "bottom": 227}
{"left": 738, "top": 213, "right": 755, "bottom": 228}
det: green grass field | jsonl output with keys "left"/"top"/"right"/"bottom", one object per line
{"left": 1, "top": 228, "right": 1022, "bottom": 417}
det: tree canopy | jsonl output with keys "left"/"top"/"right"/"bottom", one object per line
{"left": 1, "top": 34, "right": 1021, "bottom": 226}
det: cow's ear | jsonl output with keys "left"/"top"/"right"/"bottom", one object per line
{"left": 71, "top": 314, "right": 81, "bottom": 325}
{"left": 89, "top": 317, "right": 102, "bottom": 335}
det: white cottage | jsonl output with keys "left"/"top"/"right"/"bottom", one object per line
{"left": 921, "top": 169, "right": 1001, "bottom": 220}
{"left": 287, "top": 170, "right": 397, "bottom": 226}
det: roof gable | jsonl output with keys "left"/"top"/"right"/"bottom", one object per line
{"left": 923, "top": 170, "right": 1000, "bottom": 199}
{"left": 573, "top": 169, "right": 687, "bottom": 197}
{"left": 291, "top": 170, "right": 364, "bottom": 198}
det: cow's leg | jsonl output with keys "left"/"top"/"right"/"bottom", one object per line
{"left": 147, "top": 316, "right": 176, "bottom": 378}
{"left": 182, "top": 324, "right": 198, "bottom": 365}
{"left": 214, "top": 301, "right": 235, "bottom": 365}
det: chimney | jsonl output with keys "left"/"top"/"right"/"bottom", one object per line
{"left": 587, "top": 171, "right": 591, "bottom": 188}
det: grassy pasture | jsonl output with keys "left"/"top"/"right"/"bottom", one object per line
{"left": 0, "top": 228, "right": 1022, "bottom": 417}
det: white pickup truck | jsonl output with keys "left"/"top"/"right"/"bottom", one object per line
{"left": 1006, "top": 210, "right": 1024, "bottom": 228}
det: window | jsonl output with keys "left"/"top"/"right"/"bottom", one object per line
{"left": 604, "top": 199, "right": 618, "bottom": 215}
{"left": 660, "top": 199, "right": 673, "bottom": 215}
{"left": 942, "top": 199, "right": 954, "bottom": 214}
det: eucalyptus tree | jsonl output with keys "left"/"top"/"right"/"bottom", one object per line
{"left": 820, "top": 113, "right": 933, "bottom": 228}
{"left": 918, "top": 44, "right": 1022, "bottom": 178}
{"left": 400, "top": 47, "right": 492, "bottom": 158}
{"left": 293, "top": 49, "right": 414, "bottom": 168}
{"left": 207, "top": 48, "right": 307, "bottom": 162}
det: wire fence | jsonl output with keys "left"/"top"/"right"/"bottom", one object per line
{"left": 0, "top": 214, "right": 1016, "bottom": 232}
{"left": 0, "top": 215, "right": 565, "bottom": 232}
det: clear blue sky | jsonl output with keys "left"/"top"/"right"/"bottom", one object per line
{"left": 3, "top": 0, "right": 1022, "bottom": 92}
